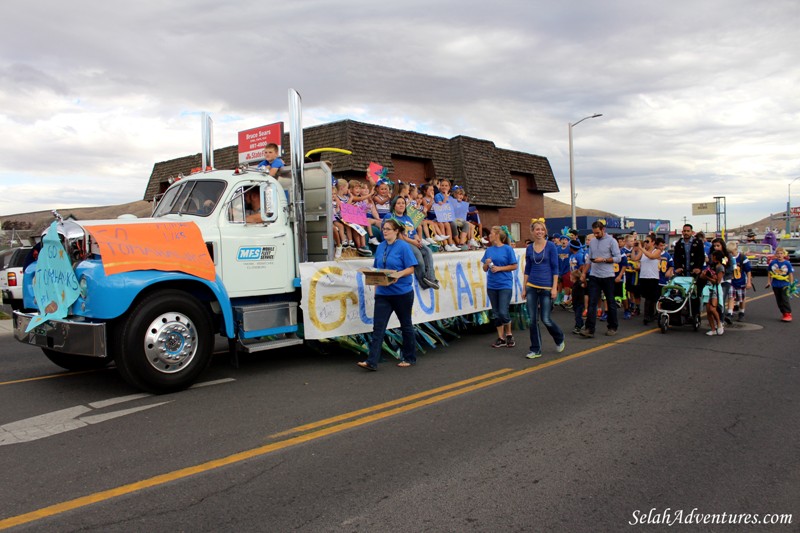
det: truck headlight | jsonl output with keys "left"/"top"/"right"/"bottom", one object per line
{"left": 79, "top": 276, "right": 88, "bottom": 299}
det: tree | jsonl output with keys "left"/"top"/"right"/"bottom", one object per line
{"left": 1, "top": 220, "right": 33, "bottom": 230}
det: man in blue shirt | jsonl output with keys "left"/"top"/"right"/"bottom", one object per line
{"left": 580, "top": 221, "right": 621, "bottom": 337}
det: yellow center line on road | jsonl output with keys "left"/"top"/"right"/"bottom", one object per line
{"left": 0, "top": 370, "right": 103, "bottom": 386}
{"left": 268, "top": 367, "right": 516, "bottom": 439}
{"left": 0, "top": 299, "right": 774, "bottom": 529}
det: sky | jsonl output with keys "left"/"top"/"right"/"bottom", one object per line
{"left": 1, "top": 0, "right": 799, "bottom": 231}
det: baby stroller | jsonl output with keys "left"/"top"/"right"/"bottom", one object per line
{"left": 655, "top": 276, "right": 701, "bottom": 333}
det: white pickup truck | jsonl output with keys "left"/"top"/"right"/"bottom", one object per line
{"left": 1, "top": 246, "right": 32, "bottom": 310}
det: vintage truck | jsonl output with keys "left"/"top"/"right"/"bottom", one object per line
{"left": 13, "top": 90, "right": 525, "bottom": 393}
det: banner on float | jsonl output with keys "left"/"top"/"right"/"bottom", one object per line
{"left": 299, "top": 249, "right": 526, "bottom": 339}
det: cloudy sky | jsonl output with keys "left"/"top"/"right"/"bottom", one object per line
{"left": 2, "top": 0, "right": 799, "bottom": 230}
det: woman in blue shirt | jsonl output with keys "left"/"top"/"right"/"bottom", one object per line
{"left": 481, "top": 226, "right": 519, "bottom": 348}
{"left": 523, "top": 219, "right": 565, "bottom": 359}
{"left": 357, "top": 218, "right": 419, "bottom": 371}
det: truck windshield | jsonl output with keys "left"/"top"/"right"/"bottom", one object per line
{"left": 153, "top": 180, "right": 226, "bottom": 217}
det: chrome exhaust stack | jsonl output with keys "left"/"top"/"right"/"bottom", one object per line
{"left": 201, "top": 112, "right": 214, "bottom": 171}
{"left": 288, "top": 88, "right": 307, "bottom": 268}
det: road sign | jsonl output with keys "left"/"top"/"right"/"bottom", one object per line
{"left": 692, "top": 202, "right": 716, "bottom": 216}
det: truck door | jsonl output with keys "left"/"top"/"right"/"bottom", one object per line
{"left": 218, "top": 184, "right": 294, "bottom": 297}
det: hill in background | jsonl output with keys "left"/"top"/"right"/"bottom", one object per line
{"left": 0, "top": 201, "right": 152, "bottom": 246}
{"left": 542, "top": 196, "right": 617, "bottom": 220}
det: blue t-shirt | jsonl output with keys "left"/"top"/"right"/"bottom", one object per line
{"left": 384, "top": 212, "right": 417, "bottom": 239}
{"left": 614, "top": 254, "right": 629, "bottom": 282}
{"left": 524, "top": 241, "right": 560, "bottom": 289}
{"left": 658, "top": 251, "right": 674, "bottom": 285}
{"left": 481, "top": 245, "right": 518, "bottom": 290}
{"left": 568, "top": 249, "right": 586, "bottom": 273}
{"left": 372, "top": 239, "right": 418, "bottom": 296}
{"left": 557, "top": 245, "right": 570, "bottom": 276}
{"left": 731, "top": 252, "right": 751, "bottom": 288}
{"left": 257, "top": 157, "right": 285, "bottom": 172}
{"left": 768, "top": 259, "right": 793, "bottom": 288}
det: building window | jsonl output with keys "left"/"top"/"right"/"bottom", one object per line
{"left": 510, "top": 222, "right": 521, "bottom": 243}
{"left": 510, "top": 179, "right": 519, "bottom": 200}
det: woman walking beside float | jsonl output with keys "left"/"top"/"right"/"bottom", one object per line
{"left": 481, "top": 226, "right": 519, "bottom": 348}
{"left": 357, "top": 218, "right": 418, "bottom": 371}
{"left": 522, "top": 219, "right": 565, "bottom": 359}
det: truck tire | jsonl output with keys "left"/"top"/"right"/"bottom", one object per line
{"left": 42, "top": 349, "right": 113, "bottom": 371}
{"left": 115, "top": 290, "right": 214, "bottom": 394}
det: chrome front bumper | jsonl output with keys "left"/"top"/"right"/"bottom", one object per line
{"left": 13, "top": 311, "right": 108, "bottom": 358}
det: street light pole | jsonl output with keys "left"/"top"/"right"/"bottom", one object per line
{"left": 786, "top": 177, "right": 800, "bottom": 236}
{"left": 569, "top": 114, "right": 603, "bottom": 231}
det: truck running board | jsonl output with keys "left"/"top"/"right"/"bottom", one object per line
{"left": 237, "top": 336, "right": 304, "bottom": 353}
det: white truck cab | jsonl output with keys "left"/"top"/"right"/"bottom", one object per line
{"left": 13, "top": 90, "right": 337, "bottom": 393}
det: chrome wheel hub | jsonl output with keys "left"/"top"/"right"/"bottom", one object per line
{"left": 143, "top": 312, "right": 198, "bottom": 373}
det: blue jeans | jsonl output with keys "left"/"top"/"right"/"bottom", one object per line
{"left": 409, "top": 243, "right": 435, "bottom": 283}
{"left": 585, "top": 276, "right": 618, "bottom": 332}
{"left": 366, "top": 291, "right": 416, "bottom": 367}
{"left": 526, "top": 288, "right": 564, "bottom": 353}
{"left": 572, "top": 281, "right": 586, "bottom": 329}
{"left": 487, "top": 288, "right": 512, "bottom": 327}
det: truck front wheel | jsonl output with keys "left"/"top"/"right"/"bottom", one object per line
{"left": 115, "top": 290, "right": 214, "bottom": 394}
{"left": 42, "top": 349, "right": 113, "bottom": 371}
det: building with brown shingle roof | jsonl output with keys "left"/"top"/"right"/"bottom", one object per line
{"left": 143, "top": 119, "right": 558, "bottom": 241}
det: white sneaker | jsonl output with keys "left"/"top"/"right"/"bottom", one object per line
{"left": 368, "top": 237, "right": 379, "bottom": 245}
{"left": 705, "top": 329, "right": 717, "bottom": 336}
{"left": 556, "top": 341, "right": 566, "bottom": 353}
{"left": 468, "top": 239, "right": 480, "bottom": 248}
{"left": 716, "top": 326, "right": 724, "bottom": 335}
{"left": 424, "top": 238, "right": 436, "bottom": 246}
{"left": 435, "top": 235, "right": 449, "bottom": 242}
{"left": 334, "top": 246, "right": 342, "bottom": 259}
{"left": 481, "top": 237, "right": 489, "bottom": 245}
{"left": 446, "top": 244, "right": 459, "bottom": 252}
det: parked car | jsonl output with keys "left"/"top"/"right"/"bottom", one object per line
{"left": 738, "top": 243, "right": 774, "bottom": 275}
{"left": 0, "top": 246, "right": 33, "bottom": 310}
{"left": 778, "top": 238, "right": 800, "bottom": 266}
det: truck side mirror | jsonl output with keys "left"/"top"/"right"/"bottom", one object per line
{"left": 260, "top": 184, "right": 279, "bottom": 223}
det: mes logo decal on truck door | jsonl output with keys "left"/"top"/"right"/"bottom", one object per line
{"left": 238, "top": 246, "right": 276, "bottom": 261}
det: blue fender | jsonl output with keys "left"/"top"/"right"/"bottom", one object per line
{"left": 24, "top": 258, "right": 236, "bottom": 338}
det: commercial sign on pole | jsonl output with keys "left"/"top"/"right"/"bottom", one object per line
{"left": 238, "top": 122, "right": 284, "bottom": 164}
{"left": 691, "top": 202, "right": 716, "bottom": 216}
{"left": 791, "top": 207, "right": 800, "bottom": 217}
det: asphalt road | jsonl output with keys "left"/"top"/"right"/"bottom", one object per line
{"left": 0, "top": 293, "right": 798, "bottom": 532}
